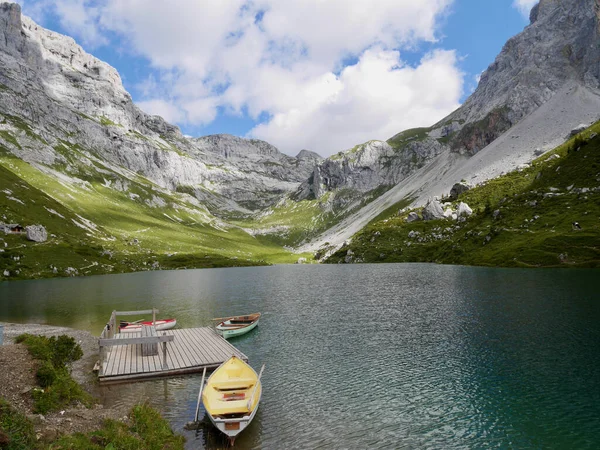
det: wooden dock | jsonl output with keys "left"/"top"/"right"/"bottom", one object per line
{"left": 98, "top": 310, "right": 247, "bottom": 384}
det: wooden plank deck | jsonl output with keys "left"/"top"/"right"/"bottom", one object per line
{"left": 98, "top": 327, "right": 248, "bottom": 383}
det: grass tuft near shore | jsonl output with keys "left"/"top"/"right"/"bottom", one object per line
{"left": 0, "top": 398, "right": 36, "bottom": 450}
{"left": 0, "top": 400, "right": 184, "bottom": 450}
{"left": 0, "top": 333, "right": 185, "bottom": 449}
{"left": 15, "top": 334, "right": 91, "bottom": 414}
{"left": 49, "top": 404, "right": 185, "bottom": 450}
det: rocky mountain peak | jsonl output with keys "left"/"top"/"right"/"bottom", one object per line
{"left": 296, "top": 149, "right": 323, "bottom": 161}
{"left": 0, "top": 3, "right": 319, "bottom": 214}
{"left": 531, "top": 0, "right": 579, "bottom": 24}
{"left": 192, "top": 134, "right": 289, "bottom": 160}
{"left": 529, "top": 2, "right": 540, "bottom": 23}
{"left": 446, "top": 0, "right": 599, "bottom": 154}
{"left": 464, "top": 0, "right": 598, "bottom": 118}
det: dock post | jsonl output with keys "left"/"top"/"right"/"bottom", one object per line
{"left": 152, "top": 308, "right": 156, "bottom": 326}
{"left": 98, "top": 345, "right": 104, "bottom": 376}
{"left": 110, "top": 311, "right": 116, "bottom": 338}
{"left": 162, "top": 332, "right": 168, "bottom": 369}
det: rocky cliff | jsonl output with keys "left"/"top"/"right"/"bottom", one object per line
{"left": 299, "top": 0, "right": 600, "bottom": 203}
{"left": 0, "top": 3, "right": 318, "bottom": 214}
{"left": 297, "top": 0, "right": 600, "bottom": 252}
{"left": 448, "top": 0, "right": 600, "bottom": 152}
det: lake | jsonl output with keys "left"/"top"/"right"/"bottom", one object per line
{"left": 1, "top": 264, "right": 599, "bottom": 449}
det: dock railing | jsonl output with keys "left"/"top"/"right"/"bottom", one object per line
{"left": 100, "top": 308, "right": 159, "bottom": 340}
{"left": 98, "top": 309, "right": 173, "bottom": 377}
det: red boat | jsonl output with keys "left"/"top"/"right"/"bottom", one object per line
{"left": 119, "top": 318, "right": 177, "bottom": 332}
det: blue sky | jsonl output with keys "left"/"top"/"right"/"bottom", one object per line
{"left": 19, "top": 0, "right": 537, "bottom": 156}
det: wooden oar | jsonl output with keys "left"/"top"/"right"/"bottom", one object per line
{"left": 194, "top": 367, "right": 207, "bottom": 422}
{"left": 246, "top": 364, "right": 265, "bottom": 411}
{"left": 211, "top": 316, "right": 235, "bottom": 322}
{"left": 120, "top": 318, "right": 144, "bottom": 326}
{"left": 211, "top": 312, "right": 261, "bottom": 321}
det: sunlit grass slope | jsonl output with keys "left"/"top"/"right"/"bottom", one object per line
{"left": 0, "top": 138, "right": 302, "bottom": 280}
{"left": 327, "top": 122, "right": 600, "bottom": 268}
{"left": 233, "top": 186, "right": 392, "bottom": 249}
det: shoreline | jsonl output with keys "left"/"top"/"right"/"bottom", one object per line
{"left": 2, "top": 258, "right": 598, "bottom": 285}
{"left": 0, "top": 321, "right": 99, "bottom": 389}
{"left": 0, "top": 321, "right": 128, "bottom": 441}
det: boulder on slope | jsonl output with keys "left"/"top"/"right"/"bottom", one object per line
{"left": 26, "top": 225, "right": 48, "bottom": 242}
{"left": 422, "top": 199, "right": 445, "bottom": 221}
{"left": 457, "top": 202, "right": 473, "bottom": 218}
{"left": 569, "top": 124, "right": 589, "bottom": 137}
{"left": 449, "top": 182, "right": 471, "bottom": 200}
{"left": 405, "top": 212, "right": 420, "bottom": 223}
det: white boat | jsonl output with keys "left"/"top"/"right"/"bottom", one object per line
{"left": 119, "top": 318, "right": 177, "bottom": 332}
{"left": 201, "top": 356, "right": 264, "bottom": 445}
{"left": 215, "top": 313, "right": 260, "bottom": 339}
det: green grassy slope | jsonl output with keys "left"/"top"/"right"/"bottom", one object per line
{"left": 0, "top": 140, "right": 304, "bottom": 280}
{"left": 233, "top": 186, "right": 393, "bottom": 249}
{"left": 327, "top": 123, "right": 600, "bottom": 268}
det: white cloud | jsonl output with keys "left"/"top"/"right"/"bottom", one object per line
{"left": 513, "top": 0, "right": 538, "bottom": 17}
{"left": 136, "top": 99, "right": 185, "bottom": 124}
{"left": 256, "top": 0, "right": 452, "bottom": 67}
{"left": 24, "top": 0, "right": 463, "bottom": 156}
{"left": 53, "top": 0, "right": 107, "bottom": 47}
{"left": 250, "top": 49, "right": 463, "bottom": 154}
{"left": 21, "top": 0, "right": 107, "bottom": 47}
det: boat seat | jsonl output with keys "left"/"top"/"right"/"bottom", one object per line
{"left": 209, "top": 399, "right": 250, "bottom": 415}
{"left": 212, "top": 379, "right": 255, "bottom": 390}
{"left": 222, "top": 392, "right": 246, "bottom": 401}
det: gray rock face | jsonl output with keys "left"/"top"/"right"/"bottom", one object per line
{"left": 26, "top": 224, "right": 47, "bottom": 242}
{"left": 448, "top": 0, "right": 600, "bottom": 152}
{"left": 297, "top": 138, "right": 445, "bottom": 199}
{"left": 449, "top": 182, "right": 471, "bottom": 201}
{"left": 0, "top": 4, "right": 318, "bottom": 213}
{"left": 405, "top": 212, "right": 420, "bottom": 223}
{"left": 422, "top": 199, "right": 445, "bottom": 221}
{"left": 296, "top": 149, "right": 323, "bottom": 161}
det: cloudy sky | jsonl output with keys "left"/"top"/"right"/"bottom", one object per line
{"left": 19, "top": 0, "right": 537, "bottom": 156}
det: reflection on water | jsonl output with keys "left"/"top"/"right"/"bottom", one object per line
{"left": 1, "top": 264, "right": 600, "bottom": 449}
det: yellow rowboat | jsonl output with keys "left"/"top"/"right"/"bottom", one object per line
{"left": 200, "top": 356, "right": 265, "bottom": 445}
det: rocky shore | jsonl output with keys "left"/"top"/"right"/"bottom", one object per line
{"left": 0, "top": 322, "right": 127, "bottom": 441}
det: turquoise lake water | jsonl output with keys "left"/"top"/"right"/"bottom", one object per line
{"left": 1, "top": 264, "right": 599, "bottom": 449}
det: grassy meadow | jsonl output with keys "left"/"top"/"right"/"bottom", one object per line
{"left": 327, "top": 122, "right": 600, "bottom": 267}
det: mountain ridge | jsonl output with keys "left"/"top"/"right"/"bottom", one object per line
{"left": 0, "top": 2, "right": 316, "bottom": 214}
{"left": 295, "top": 0, "right": 600, "bottom": 252}
{"left": 1, "top": 0, "right": 599, "bottom": 279}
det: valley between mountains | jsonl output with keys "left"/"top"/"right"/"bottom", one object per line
{"left": 1, "top": 0, "right": 599, "bottom": 280}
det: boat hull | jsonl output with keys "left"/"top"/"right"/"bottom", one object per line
{"left": 119, "top": 319, "right": 177, "bottom": 332}
{"left": 206, "top": 405, "right": 260, "bottom": 443}
{"left": 216, "top": 318, "right": 259, "bottom": 339}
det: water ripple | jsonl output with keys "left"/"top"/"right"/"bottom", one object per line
{"left": 2, "top": 264, "right": 600, "bottom": 449}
